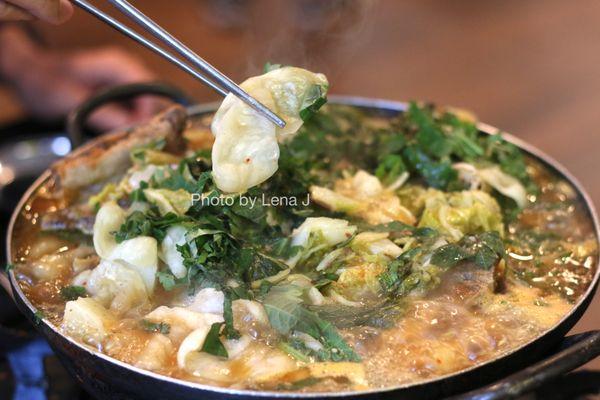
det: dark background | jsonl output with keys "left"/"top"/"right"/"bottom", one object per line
{"left": 0, "top": 0, "right": 598, "bottom": 369}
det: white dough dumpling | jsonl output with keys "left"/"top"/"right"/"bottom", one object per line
{"left": 211, "top": 66, "right": 329, "bottom": 193}
{"left": 93, "top": 201, "right": 158, "bottom": 292}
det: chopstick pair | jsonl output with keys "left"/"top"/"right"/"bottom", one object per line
{"left": 71, "top": 0, "right": 286, "bottom": 128}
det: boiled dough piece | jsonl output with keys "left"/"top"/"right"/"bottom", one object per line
{"left": 135, "top": 334, "right": 174, "bottom": 372}
{"left": 211, "top": 67, "right": 328, "bottom": 193}
{"left": 93, "top": 201, "right": 158, "bottom": 292}
{"left": 62, "top": 297, "right": 116, "bottom": 345}
{"left": 145, "top": 306, "right": 224, "bottom": 344}
{"left": 159, "top": 225, "right": 188, "bottom": 279}
{"left": 86, "top": 259, "right": 149, "bottom": 314}
{"left": 186, "top": 288, "right": 225, "bottom": 314}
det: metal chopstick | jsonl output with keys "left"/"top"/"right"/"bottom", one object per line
{"left": 71, "top": 0, "right": 227, "bottom": 97}
{"left": 72, "top": 0, "right": 286, "bottom": 128}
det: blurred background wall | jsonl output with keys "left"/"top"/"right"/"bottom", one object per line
{"left": 0, "top": 0, "right": 599, "bottom": 365}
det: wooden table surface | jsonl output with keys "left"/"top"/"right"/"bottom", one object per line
{"left": 1, "top": 0, "right": 599, "bottom": 369}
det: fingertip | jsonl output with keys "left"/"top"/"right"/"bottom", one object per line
{"left": 59, "top": 0, "right": 74, "bottom": 23}
{"left": 51, "top": 0, "right": 74, "bottom": 24}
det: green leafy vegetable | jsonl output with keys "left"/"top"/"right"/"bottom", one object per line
{"left": 141, "top": 319, "right": 171, "bottom": 334}
{"left": 157, "top": 270, "right": 179, "bottom": 291}
{"left": 113, "top": 209, "right": 186, "bottom": 243}
{"left": 33, "top": 310, "right": 45, "bottom": 325}
{"left": 263, "top": 285, "right": 360, "bottom": 362}
{"left": 299, "top": 84, "right": 328, "bottom": 122}
{"left": 379, "top": 248, "right": 421, "bottom": 295}
{"left": 312, "top": 300, "right": 405, "bottom": 329}
{"left": 431, "top": 231, "right": 505, "bottom": 269}
{"left": 60, "top": 285, "right": 87, "bottom": 301}
{"left": 375, "top": 154, "right": 406, "bottom": 185}
{"left": 263, "top": 62, "right": 283, "bottom": 73}
{"left": 402, "top": 145, "right": 458, "bottom": 189}
{"left": 200, "top": 322, "right": 228, "bottom": 358}
{"left": 238, "top": 247, "right": 288, "bottom": 282}
{"left": 222, "top": 290, "right": 240, "bottom": 340}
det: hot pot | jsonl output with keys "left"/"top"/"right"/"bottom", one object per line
{"left": 1, "top": 83, "right": 599, "bottom": 400}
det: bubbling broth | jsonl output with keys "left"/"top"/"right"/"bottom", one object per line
{"left": 12, "top": 102, "right": 597, "bottom": 393}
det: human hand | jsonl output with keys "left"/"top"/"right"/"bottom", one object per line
{"left": 0, "top": 0, "right": 73, "bottom": 24}
{"left": 1, "top": 27, "right": 168, "bottom": 131}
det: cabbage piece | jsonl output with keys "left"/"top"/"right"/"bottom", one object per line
{"left": 211, "top": 66, "right": 329, "bottom": 193}
{"left": 143, "top": 188, "right": 191, "bottom": 216}
{"left": 309, "top": 186, "right": 363, "bottom": 214}
{"left": 478, "top": 166, "right": 528, "bottom": 208}
{"left": 331, "top": 263, "right": 386, "bottom": 302}
{"left": 93, "top": 202, "right": 158, "bottom": 292}
{"left": 454, "top": 163, "right": 528, "bottom": 208}
{"left": 88, "top": 183, "right": 126, "bottom": 209}
{"left": 351, "top": 232, "right": 403, "bottom": 258}
{"left": 86, "top": 259, "right": 149, "bottom": 315}
{"left": 62, "top": 297, "right": 116, "bottom": 346}
{"left": 323, "top": 232, "right": 402, "bottom": 302}
{"left": 287, "top": 217, "right": 355, "bottom": 266}
{"left": 310, "top": 170, "right": 416, "bottom": 225}
{"left": 287, "top": 217, "right": 356, "bottom": 268}
{"left": 127, "top": 164, "right": 158, "bottom": 191}
{"left": 132, "top": 148, "right": 180, "bottom": 166}
{"left": 418, "top": 190, "right": 503, "bottom": 241}
{"left": 291, "top": 217, "right": 356, "bottom": 248}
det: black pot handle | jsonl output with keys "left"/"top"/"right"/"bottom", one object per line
{"left": 67, "top": 81, "right": 193, "bottom": 148}
{"left": 453, "top": 330, "right": 600, "bottom": 399}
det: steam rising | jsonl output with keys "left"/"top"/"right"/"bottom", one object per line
{"left": 238, "top": 0, "right": 377, "bottom": 80}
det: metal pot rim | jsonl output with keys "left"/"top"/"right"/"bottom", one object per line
{"left": 5, "top": 95, "right": 600, "bottom": 398}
